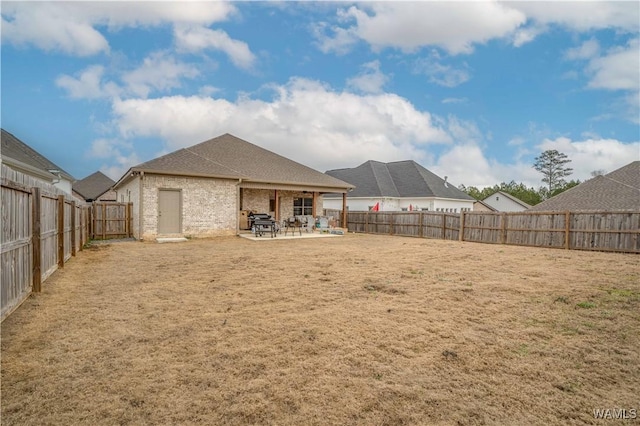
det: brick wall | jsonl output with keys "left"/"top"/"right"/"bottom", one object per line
{"left": 242, "top": 189, "right": 271, "bottom": 214}
{"left": 140, "top": 175, "right": 237, "bottom": 239}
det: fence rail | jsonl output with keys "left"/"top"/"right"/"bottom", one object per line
{"left": 1, "top": 165, "right": 91, "bottom": 321}
{"left": 324, "top": 209, "right": 639, "bottom": 253}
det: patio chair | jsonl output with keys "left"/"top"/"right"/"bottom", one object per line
{"left": 283, "top": 217, "right": 301, "bottom": 236}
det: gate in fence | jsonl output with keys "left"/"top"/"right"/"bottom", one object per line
{"left": 90, "top": 202, "right": 133, "bottom": 240}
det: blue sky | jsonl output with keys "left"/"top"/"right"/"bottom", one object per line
{"left": 2, "top": 1, "right": 639, "bottom": 189}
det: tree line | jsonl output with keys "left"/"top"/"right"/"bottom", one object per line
{"left": 459, "top": 150, "right": 581, "bottom": 206}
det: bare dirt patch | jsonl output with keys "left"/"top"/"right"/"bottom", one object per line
{"left": 2, "top": 234, "right": 639, "bottom": 425}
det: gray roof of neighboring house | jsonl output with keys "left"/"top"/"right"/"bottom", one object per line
{"left": 73, "top": 171, "right": 115, "bottom": 201}
{"left": 119, "top": 133, "right": 353, "bottom": 191}
{"left": 528, "top": 161, "right": 640, "bottom": 212}
{"left": 483, "top": 191, "right": 532, "bottom": 209}
{"left": 324, "top": 160, "right": 475, "bottom": 200}
{"left": 1, "top": 128, "right": 74, "bottom": 181}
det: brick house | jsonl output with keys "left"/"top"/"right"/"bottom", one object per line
{"left": 112, "top": 134, "right": 353, "bottom": 240}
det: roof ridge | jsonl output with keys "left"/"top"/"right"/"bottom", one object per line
{"left": 410, "top": 160, "right": 442, "bottom": 195}
{"left": 369, "top": 161, "right": 399, "bottom": 196}
{"left": 602, "top": 175, "right": 640, "bottom": 191}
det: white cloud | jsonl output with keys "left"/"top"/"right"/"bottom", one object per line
{"left": 110, "top": 77, "right": 453, "bottom": 173}
{"left": 587, "top": 39, "right": 640, "bottom": 91}
{"left": 199, "top": 85, "right": 221, "bottom": 97}
{"left": 510, "top": 1, "right": 639, "bottom": 33}
{"left": 346, "top": 60, "right": 389, "bottom": 94}
{"left": 431, "top": 142, "right": 543, "bottom": 189}
{"left": 317, "top": 2, "right": 525, "bottom": 55}
{"left": 565, "top": 39, "right": 600, "bottom": 61}
{"left": 315, "top": 2, "right": 638, "bottom": 56}
{"left": 562, "top": 38, "right": 639, "bottom": 123}
{"left": 87, "top": 138, "right": 139, "bottom": 180}
{"left": 442, "top": 97, "right": 468, "bottom": 105}
{"left": 56, "top": 65, "right": 111, "bottom": 99}
{"left": 122, "top": 51, "right": 200, "bottom": 98}
{"left": 56, "top": 53, "right": 201, "bottom": 100}
{"left": 432, "top": 143, "right": 494, "bottom": 188}
{"left": 511, "top": 23, "right": 546, "bottom": 47}
{"left": 536, "top": 137, "right": 640, "bottom": 179}
{"left": 414, "top": 54, "right": 470, "bottom": 87}
{"left": 2, "top": 3, "right": 109, "bottom": 56}
{"left": 174, "top": 25, "right": 256, "bottom": 70}
{"left": 1, "top": 2, "right": 237, "bottom": 56}
{"left": 508, "top": 137, "right": 525, "bottom": 147}
{"left": 104, "top": 76, "right": 639, "bottom": 187}
{"left": 311, "top": 17, "right": 359, "bottom": 55}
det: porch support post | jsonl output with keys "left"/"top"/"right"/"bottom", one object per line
{"left": 274, "top": 190, "right": 280, "bottom": 221}
{"left": 312, "top": 191, "right": 317, "bottom": 217}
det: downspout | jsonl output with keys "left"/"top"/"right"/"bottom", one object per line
{"left": 139, "top": 171, "right": 144, "bottom": 241}
{"left": 236, "top": 178, "right": 243, "bottom": 235}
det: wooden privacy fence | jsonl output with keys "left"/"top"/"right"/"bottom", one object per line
{"left": 90, "top": 202, "right": 133, "bottom": 240}
{"left": 1, "top": 165, "right": 90, "bottom": 321}
{"left": 324, "top": 209, "right": 640, "bottom": 253}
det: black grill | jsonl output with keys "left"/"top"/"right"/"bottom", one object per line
{"left": 249, "top": 213, "right": 277, "bottom": 237}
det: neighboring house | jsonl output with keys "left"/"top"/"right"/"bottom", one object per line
{"left": 528, "top": 161, "right": 640, "bottom": 212}
{"left": 324, "top": 160, "right": 475, "bottom": 213}
{"left": 112, "top": 133, "right": 354, "bottom": 240}
{"left": 73, "top": 171, "right": 117, "bottom": 202}
{"left": 1, "top": 128, "right": 75, "bottom": 194}
{"left": 473, "top": 199, "right": 498, "bottom": 212}
{"left": 481, "top": 191, "right": 532, "bottom": 212}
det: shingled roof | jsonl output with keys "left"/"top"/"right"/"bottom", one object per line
{"left": 119, "top": 133, "right": 353, "bottom": 191}
{"left": 324, "top": 160, "right": 474, "bottom": 200}
{"left": 1, "top": 129, "right": 74, "bottom": 181}
{"left": 73, "top": 171, "right": 115, "bottom": 201}
{"left": 528, "top": 161, "right": 640, "bottom": 212}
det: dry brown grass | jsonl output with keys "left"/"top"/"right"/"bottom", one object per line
{"left": 2, "top": 234, "right": 639, "bottom": 425}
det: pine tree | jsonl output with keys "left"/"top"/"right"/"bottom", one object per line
{"left": 533, "top": 150, "right": 573, "bottom": 195}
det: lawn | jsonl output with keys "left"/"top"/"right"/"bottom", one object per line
{"left": 1, "top": 234, "right": 638, "bottom": 425}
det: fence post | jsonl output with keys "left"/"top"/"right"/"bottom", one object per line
{"left": 459, "top": 211, "right": 465, "bottom": 241}
{"left": 565, "top": 210, "right": 571, "bottom": 250}
{"left": 102, "top": 203, "right": 106, "bottom": 240}
{"left": 71, "top": 201, "right": 76, "bottom": 256}
{"left": 31, "top": 188, "right": 42, "bottom": 292}
{"left": 365, "top": 212, "right": 369, "bottom": 234}
{"left": 419, "top": 212, "right": 424, "bottom": 238}
{"left": 501, "top": 213, "right": 507, "bottom": 245}
{"left": 128, "top": 202, "right": 133, "bottom": 238}
{"left": 57, "top": 195, "right": 65, "bottom": 268}
{"left": 441, "top": 213, "right": 446, "bottom": 239}
{"left": 79, "top": 207, "right": 84, "bottom": 252}
{"left": 389, "top": 213, "right": 394, "bottom": 235}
